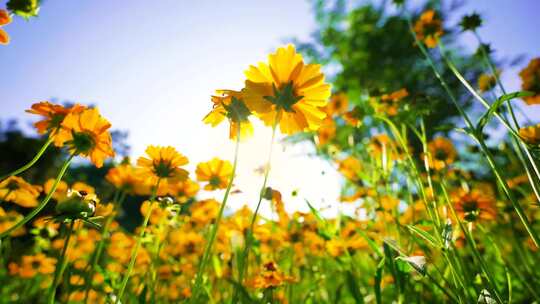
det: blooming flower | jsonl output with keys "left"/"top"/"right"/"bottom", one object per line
{"left": 56, "top": 107, "right": 115, "bottom": 168}
{"left": 519, "top": 58, "right": 540, "bottom": 105}
{"left": 414, "top": 10, "right": 444, "bottom": 48}
{"left": 478, "top": 73, "right": 497, "bottom": 93}
{"left": 519, "top": 123, "right": 540, "bottom": 145}
{"left": 0, "top": 9, "right": 11, "bottom": 45}
{"left": 26, "top": 102, "right": 86, "bottom": 142}
{"left": 137, "top": 146, "right": 189, "bottom": 188}
{"left": 167, "top": 178, "right": 200, "bottom": 203}
{"left": 0, "top": 176, "right": 42, "bottom": 207}
{"left": 9, "top": 253, "right": 56, "bottom": 278}
{"left": 244, "top": 44, "right": 331, "bottom": 134}
{"left": 0, "top": 207, "right": 25, "bottom": 236}
{"left": 203, "top": 90, "right": 253, "bottom": 140}
{"left": 425, "top": 137, "right": 456, "bottom": 170}
{"left": 106, "top": 163, "right": 148, "bottom": 195}
{"left": 195, "top": 158, "right": 233, "bottom": 191}
{"left": 452, "top": 188, "right": 496, "bottom": 222}
{"left": 324, "top": 92, "right": 349, "bottom": 117}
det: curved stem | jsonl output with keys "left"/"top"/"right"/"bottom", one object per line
{"left": 0, "top": 154, "right": 74, "bottom": 239}
{"left": 115, "top": 180, "right": 160, "bottom": 303}
{"left": 192, "top": 126, "right": 242, "bottom": 300}
{"left": 0, "top": 136, "right": 53, "bottom": 181}
{"left": 48, "top": 220, "right": 76, "bottom": 304}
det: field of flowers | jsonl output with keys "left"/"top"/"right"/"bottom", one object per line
{"left": 1, "top": 1, "right": 540, "bottom": 303}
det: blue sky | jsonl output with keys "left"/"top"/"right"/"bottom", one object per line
{"left": 1, "top": 0, "right": 538, "bottom": 215}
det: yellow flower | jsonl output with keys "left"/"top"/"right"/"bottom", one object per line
{"left": 26, "top": 102, "right": 86, "bottom": 140}
{"left": 519, "top": 58, "right": 540, "bottom": 105}
{"left": 137, "top": 145, "right": 189, "bottom": 187}
{"left": 56, "top": 107, "right": 115, "bottom": 168}
{"left": 414, "top": 10, "right": 444, "bottom": 48}
{"left": 0, "top": 9, "right": 11, "bottom": 45}
{"left": 478, "top": 73, "right": 497, "bottom": 93}
{"left": 106, "top": 163, "right": 147, "bottom": 195}
{"left": 167, "top": 178, "right": 200, "bottom": 203}
{"left": 195, "top": 158, "right": 233, "bottom": 190}
{"left": 190, "top": 199, "right": 219, "bottom": 226}
{"left": 0, "top": 176, "right": 42, "bottom": 207}
{"left": 244, "top": 44, "right": 331, "bottom": 134}
{"left": 0, "top": 207, "right": 26, "bottom": 237}
{"left": 203, "top": 90, "right": 253, "bottom": 140}
{"left": 425, "top": 137, "right": 456, "bottom": 170}
{"left": 519, "top": 123, "right": 540, "bottom": 145}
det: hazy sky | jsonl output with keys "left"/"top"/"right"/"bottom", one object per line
{"left": 1, "top": 0, "right": 538, "bottom": 216}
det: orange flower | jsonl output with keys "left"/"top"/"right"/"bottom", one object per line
{"left": 106, "top": 163, "right": 147, "bottom": 195}
{"left": 519, "top": 123, "right": 540, "bottom": 145}
{"left": 338, "top": 157, "right": 362, "bottom": 182}
{"left": 203, "top": 90, "right": 253, "bottom": 140}
{"left": 56, "top": 108, "right": 115, "bottom": 168}
{"left": 137, "top": 145, "right": 189, "bottom": 188}
{"left": 0, "top": 176, "right": 42, "bottom": 207}
{"left": 414, "top": 10, "right": 444, "bottom": 48}
{"left": 26, "top": 102, "right": 86, "bottom": 140}
{"left": 316, "top": 117, "right": 336, "bottom": 146}
{"left": 519, "top": 58, "right": 540, "bottom": 105}
{"left": 167, "top": 178, "right": 200, "bottom": 203}
{"left": 372, "top": 88, "right": 408, "bottom": 116}
{"left": 425, "top": 137, "right": 456, "bottom": 170}
{"left": 246, "top": 261, "right": 294, "bottom": 289}
{"left": 0, "top": 9, "right": 11, "bottom": 45}
{"left": 0, "top": 207, "right": 26, "bottom": 236}
{"left": 452, "top": 188, "right": 496, "bottom": 222}
{"left": 324, "top": 92, "right": 349, "bottom": 116}
{"left": 14, "top": 253, "right": 57, "bottom": 278}
{"left": 195, "top": 158, "right": 233, "bottom": 191}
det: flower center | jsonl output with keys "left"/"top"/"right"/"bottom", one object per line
{"left": 264, "top": 81, "right": 303, "bottom": 113}
{"left": 6, "top": 180, "right": 19, "bottom": 191}
{"left": 71, "top": 131, "right": 95, "bottom": 153}
{"left": 209, "top": 175, "right": 222, "bottom": 187}
{"left": 154, "top": 161, "right": 173, "bottom": 178}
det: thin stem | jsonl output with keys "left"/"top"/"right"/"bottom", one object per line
{"left": 236, "top": 112, "right": 280, "bottom": 297}
{"left": 192, "top": 126, "right": 241, "bottom": 299}
{"left": 0, "top": 154, "right": 74, "bottom": 239}
{"left": 0, "top": 135, "right": 54, "bottom": 181}
{"left": 83, "top": 190, "right": 126, "bottom": 303}
{"left": 406, "top": 16, "right": 540, "bottom": 248}
{"left": 48, "top": 220, "right": 76, "bottom": 304}
{"left": 115, "top": 179, "right": 161, "bottom": 303}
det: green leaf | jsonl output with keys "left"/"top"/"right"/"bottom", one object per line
{"left": 407, "top": 225, "right": 440, "bottom": 248}
{"left": 226, "top": 279, "right": 255, "bottom": 303}
{"left": 477, "top": 91, "right": 534, "bottom": 130}
{"left": 346, "top": 270, "right": 365, "bottom": 304}
{"left": 354, "top": 228, "right": 383, "bottom": 258}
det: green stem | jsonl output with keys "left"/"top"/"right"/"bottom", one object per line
{"left": 0, "top": 136, "right": 54, "bottom": 181}
{"left": 0, "top": 154, "right": 74, "bottom": 239}
{"left": 440, "top": 181, "right": 504, "bottom": 304}
{"left": 48, "top": 220, "right": 76, "bottom": 304}
{"left": 235, "top": 113, "right": 279, "bottom": 300}
{"left": 83, "top": 190, "right": 126, "bottom": 303}
{"left": 192, "top": 126, "right": 241, "bottom": 300}
{"left": 406, "top": 17, "right": 540, "bottom": 248}
{"left": 115, "top": 180, "right": 160, "bottom": 303}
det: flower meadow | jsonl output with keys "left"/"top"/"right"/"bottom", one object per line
{"left": 1, "top": 1, "right": 540, "bottom": 304}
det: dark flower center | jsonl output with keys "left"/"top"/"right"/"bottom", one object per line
{"left": 71, "top": 131, "right": 95, "bottom": 153}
